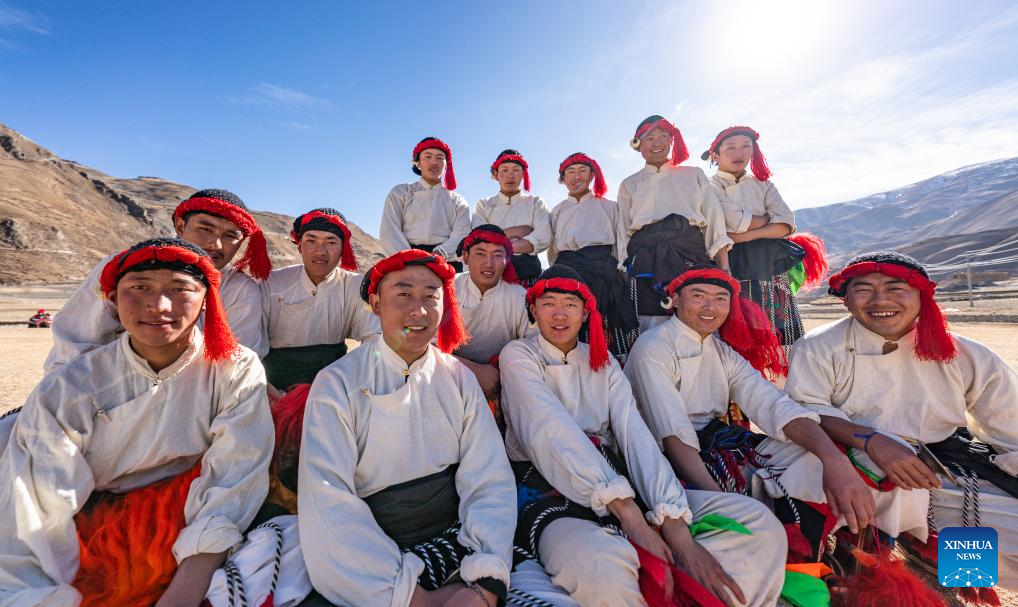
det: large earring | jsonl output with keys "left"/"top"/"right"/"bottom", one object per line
{"left": 660, "top": 296, "right": 674, "bottom": 310}
{"left": 630, "top": 137, "right": 641, "bottom": 150}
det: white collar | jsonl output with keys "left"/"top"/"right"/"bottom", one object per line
{"left": 120, "top": 330, "right": 202, "bottom": 382}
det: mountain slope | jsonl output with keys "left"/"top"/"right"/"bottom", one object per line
{"left": 0, "top": 123, "right": 384, "bottom": 284}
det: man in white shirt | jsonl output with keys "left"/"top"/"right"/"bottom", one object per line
{"left": 786, "top": 252, "right": 1018, "bottom": 589}
{"left": 0, "top": 237, "right": 272, "bottom": 606}
{"left": 298, "top": 249, "right": 515, "bottom": 607}
{"left": 45, "top": 188, "right": 272, "bottom": 370}
{"left": 380, "top": 137, "right": 470, "bottom": 271}
{"left": 474, "top": 149, "right": 552, "bottom": 284}
{"left": 263, "top": 207, "right": 378, "bottom": 391}
{"left": 618, "top": 116, "right": 733, "bottom": 332}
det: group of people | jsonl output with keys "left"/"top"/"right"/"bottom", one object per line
{"left": 0, "top": 114, "right": 1015, "bottom": 607}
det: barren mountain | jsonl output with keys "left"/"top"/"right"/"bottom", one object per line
{"left": 0, "top": 123, "right": 384, "bottom": 285}
{"left": 796, "top": 158, "right": 1018, "bottom": 259}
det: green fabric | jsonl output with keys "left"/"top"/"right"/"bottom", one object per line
{"left": 688, "top": 514, "right": 752, "bottom": 537}
{"left": 780, "top": 570, "right": 830, "bottom": 607}
{"left": 845, "top": 447, "right": 884, "bottom": 484}
{"left": 786, "top": 261, "right": 807, "bottom": 294}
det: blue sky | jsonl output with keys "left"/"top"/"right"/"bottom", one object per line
{"left": 3, "top": 1, "right": 1017, "bottom": 236}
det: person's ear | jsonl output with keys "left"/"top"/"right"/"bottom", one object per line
{"left": 173, "top": 216, "right": 186, "bottom": 236}
{"left": 368, "top": 292, "right": 382, "bottom": 316}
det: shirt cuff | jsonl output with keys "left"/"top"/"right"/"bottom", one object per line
{"left": 172, "top": 515, "right": 245, "bottom": 562}
{"left": 522, "top": 234, "right": 544, "bottom": 252}
{"left": 707, "top": 235, "right": 735, "bottom": 259}
{"left": 590, "top": 475, "right": 636, "bottom": 517}
{"left": 808, "top": 404, "right": 852, "bottom": 422}
{"left": 992, "top": 451, "right": 1018, "bottom": 476}
{"left": 387, "top": 552, "right": 425, "bottom": 607}
{"left": 460, "top": 552, "right": 511, "bottom": 588}
{"left": 645, "top": 502, "right": 692, "bottom": 526}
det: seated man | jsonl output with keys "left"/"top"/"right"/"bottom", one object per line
{"left": 474, "top": 149, "right": 552, "bottom": 284}
{"left": 785, "top": 252, "right": 1018, "bottom": 589}
{"left": 264, "top": 208, "right": 379, "bottom": 391}
{"left": 625, "top": 265, "right": 874, "bottom": 560}
{"left": 45, "top": 188, "right": 271, "bottom": 371}
{"left": 453, "top": 224, "right": 534, "bottom": 419}
{"left": 0, "top": 238, "right": 273, "bottom": 606}
{"left": 298, "top": 249, "right": 516, "bottom": 607}
{"left": 500, "top": 264, "right": 788, "bottom": 607}
{"left": 380, "top": 137, "right": 470, "bottom": 271}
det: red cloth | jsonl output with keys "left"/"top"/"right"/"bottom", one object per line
{"left": 72, "top": 463, "right": 202, "bottom": 607}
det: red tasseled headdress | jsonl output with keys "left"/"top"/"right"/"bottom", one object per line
{"left": 412, "top": 138, "right": 457, "bottom": 190}
{"left": 828, "top": 261, "right": 957, "bottom": 363}
{"left": 460, "top": 229, "right": 520, "bottom": 284}
{"left": 491, "top": 152, "right": 531, "bottom": 192}
{"left": 664, "top": 269, "right": 787, "bottom": 376}
{"left": 705, "top": 126, "right": 772, "bottom": 181}
{"left": 632, "top": 117, "right": 690, "bottom": 166}
{"left": 173, "top": 196, "right": 272, "bottom": 281}
{"left": 525, "top": 277, "right": 609, "bottom": 371}
{"left": 363, "top": 249, "right": 469, "bottom": 353}
{"left": 788, "top": 233, "right": 829, "bottom": 290}
{"left": 559, "top": 152, "right": 608, "bottom": 198}
{"left": 99, "top": 243, "right": 239, "bottom": 362}
{"left": 289, "top": 210, "right": 358, "bottom": 271}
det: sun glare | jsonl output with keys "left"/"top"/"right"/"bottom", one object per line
{"left": 711, "top": 0, "right": 841, "bottom": 83}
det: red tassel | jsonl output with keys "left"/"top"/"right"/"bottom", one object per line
{"left": 585, "top": 300, "right": 610, "bottom": 372}
{"left": 787, "top": 233, "right": 829, "bottom": 290}
{"left": 750, "top": 145, "right": 772, "bottom": 181}
{"left": 721, "top": 296, "right": 787, "bottom": 377}
{"left": 234, "top": 229, "right": 272, "bottom": 281}
{"left": 437, "top": 278, "right": 470, "bottom": 353}
{"left": 201, "top": 266, "right": 240, "bottom": 362}
{"left": 444, "top": 154, "right": 457, "bottom": 191}
{"left": 916, "top": 289, "right": 957, "bottom": 363}
{"left": 841, "top": 548, "right": 947, "bottom": 607}
{"left": 501, "top": 260, "right": 520, "bottom": 285}
{"left": 669, "top": 130, "right": 690, "bottom": 166}
{"left": 977, "top": 587, "right": 1001, "bottom": 606}
{"left": 340, "top": 237, "right": 358, "bottom": 271}
{"left": 270, "top": 383, "right": 311, "bottom": 474}
{"left": 73, "top": 463, "right": 202, "bottom": 607}
{"left": 632, "top": 542, "right": 727, "bottom": 607}
{"left": 957, "top": 584, "right": 1002, "bottom": 605}
{"left": 592, "top": 168, "right": 608, "bottom": 198}
{"left": 523, "top": 168, "right": 531, "bottom": 192}
{"left": 785, "top": 523, "right": 815, "bottom": 564}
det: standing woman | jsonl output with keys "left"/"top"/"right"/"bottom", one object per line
{"left": 549, "top": 152, "right": 639, "bottom": 361}
{"left": 703, "top": 126, "right": 827, "bottom": 350}
{"left": 474, "top": 149, "right": 553, "bottom": 286}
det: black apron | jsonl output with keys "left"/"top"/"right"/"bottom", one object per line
{"left": 625, "top": 214, "right": 711, "bottom": 316}
{"left": 411, "top": 243, "right": 463, "bottom": 273}
{"left": 263, "top": 342, "right": 347, "bottom": 389}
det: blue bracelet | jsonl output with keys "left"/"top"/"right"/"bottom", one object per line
{"left": 852, "top": 431, "right": 879, "bottom": 453}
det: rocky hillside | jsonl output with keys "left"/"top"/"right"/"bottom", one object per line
{"left": 0, "top": 123, "right": 384, "bottom": 284}
{"left": 796, "top": 158, "right": 1018, "bottom": 260}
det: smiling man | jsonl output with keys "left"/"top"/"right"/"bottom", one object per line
{"left": 618, "top": 115, "right": 733, "bottom": 332}
{"left": 452, "top": 225, "right": 534, "bottom": 416}
{"left": 298, "top": 249, "right": 515, "bottom": 607}
{"left": 380, "top": 137, "right": 471, "bottom": 271}
{"left": 44, "top": 188, "right": 271, "bottom": 371}
{"left": 0, "top": 238, "right": 272, "bottom": 606}
{"left": 786, "top": 252, "right": 1018, "bottom": 588}
{"left": 473, "top": 149, "right": 552, "bottom": 285}
{"left": 263, "top": 208, "right": 378, "bottom": 391}
{"left": 500, "top": 264, "right": 788, "bottom": 607}
{"left": 625, "top": 265, "right": 875, "bottom": 562}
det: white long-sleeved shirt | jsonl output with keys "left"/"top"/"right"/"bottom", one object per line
{"left": 473, "top": 193, "right": 552, "bottom": 257}
{"left": 785, "top": 317, "right": 1018, "bottom": 476}
{"left": 500, "top": 334, "right": 692, "bottom": 526}
{"left": 0, "top": 332, "right": 272, "bottom": 606}
{"left": 710, "top": 171, "right": 796, "bottom": 234}
{"left": 298, "top": 336, "right": 516, "bottom": 607}
{"left": 45, "top": 257, "right": 269, "bottom": 370}
{"left": 453, "top": 273, "right": 534, "bottom": 363}
{"left": 625, "top": 315, "right": 818, "bottom": 451}
{"left": 548, "top": 192, "right": 622, "bottom": 264}
{"left": 616, "top": 164, "right": 733, "bottom": 262}
{"left": 265, "top": 264, "right": 379, "bottom": 349}
{"left": 380, "top": 179, "right": 471, "bottom": 259}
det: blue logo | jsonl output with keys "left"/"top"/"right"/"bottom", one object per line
{"left": 938, "top": 527, "right": 998, "bottom": 587}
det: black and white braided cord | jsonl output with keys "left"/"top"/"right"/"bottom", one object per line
{"left": 224, "top": 520, "right": 284, "bottom": 607}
